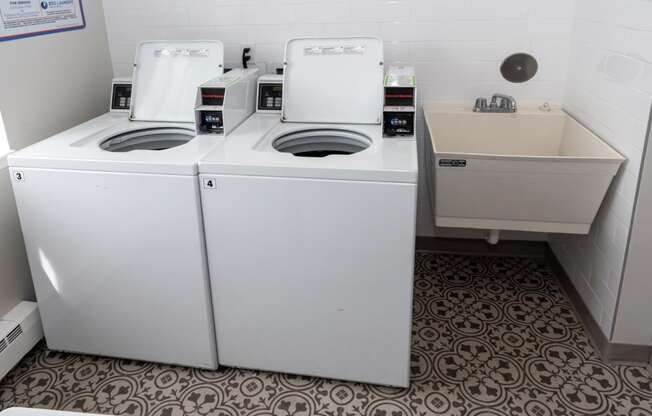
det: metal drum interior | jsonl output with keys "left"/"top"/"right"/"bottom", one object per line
{"left": 100, "top": 127, "right": 195, "bottom": 152}
{"left": 272, "top": 129, "right": 371, "bottom": 158}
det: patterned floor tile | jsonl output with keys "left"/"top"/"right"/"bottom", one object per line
{"left": 1, "top": 252, "right": 652, "bottom": 416}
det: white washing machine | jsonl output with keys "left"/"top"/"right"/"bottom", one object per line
{"left": 199, "top": 37, "right": 418, "bottom": 386}
{"left": 8, "top": 41, "right": 237, "bottom": 369}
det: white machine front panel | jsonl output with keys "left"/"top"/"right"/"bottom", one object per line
{"left": 201, "top": 174, "right": 416, "bottom": 386}
{"left": 131, "top": 41, "right": 224, "bottom": 123}
{"left": 282, "top": 37, "right": 384, "bottom": 124}
{"left": 10, "top": 167, "right": 217, "bottom": 369}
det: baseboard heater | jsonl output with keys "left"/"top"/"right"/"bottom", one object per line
{"left": 0, "top": 301, "right": 43, "bottom": 380}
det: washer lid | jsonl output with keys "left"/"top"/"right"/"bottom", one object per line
{"left": 282, "top": 37, "right": 384, "bottom": 125}
{"left": 130, "top": 40, "right": 224, "bottom": 123}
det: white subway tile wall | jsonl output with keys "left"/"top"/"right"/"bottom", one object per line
{"left": 103, "top": 0, "right": 574, "bottom": 104}
{"left": 549, "top": 0, "right": 652, "bottom": 338}
{"left": 101, "top": 0, "right": 576, "bottom": 237}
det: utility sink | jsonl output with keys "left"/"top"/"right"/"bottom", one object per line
{"left": 424, "top": 104, "right": 625, "bottom": 234}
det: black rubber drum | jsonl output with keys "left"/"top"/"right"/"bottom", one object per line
{"left": 272, "top": 128, "right": 371, "bottom": 158}
{"left": 100, "top": 127, "right": 195, "bottom": 152}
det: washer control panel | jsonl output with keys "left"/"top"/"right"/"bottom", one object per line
{"left": 194, "top": 68, "right": 259, "bottom": 136}
{"left": 383, "top": 67, "right": 416, "bottom": 138}
{"left": 258, "top": 83, "right": 283, "bottom": 111}
{"left": 110, "top": 78, "right": 132, "bottom": 112}
{"left": 256, "top": 74, "right": 283, "bottom": 113}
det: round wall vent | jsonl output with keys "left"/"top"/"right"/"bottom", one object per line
{"left": 501, "top": 53, "right": 538, "bottom": 83}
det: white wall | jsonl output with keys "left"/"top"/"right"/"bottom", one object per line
{"left": 0, "top": 1, "right": 113, "bottom": 150}
{"left": 550, "top": 0, "right": 652, "bottom": 338}
{"left": 0, "top": 102, "right": 31, "bottom": 316}
{"left": 0, "top": 1, "right": 113, "bottom": 314}
{"left": 101, "top": 0, "right": 576, "bottom": 237}
{"left": 614, "top": 119, "right": 652, "bottom": 345}
{"left": 0, "top": 158, "right": 33, "bottom": 316}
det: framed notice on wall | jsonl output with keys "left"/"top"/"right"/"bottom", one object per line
{"left": 0, "top": 0, "right": 85, "bottom": 42}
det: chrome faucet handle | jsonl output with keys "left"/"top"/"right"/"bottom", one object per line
{"left": 491, "top": 93, "right": 517, "bottom": 112}
{"left": 473, "top": 97, "right": 488, "bottom": 112}
{"left": 472, "top": 94, "right": 517, "bottom": 113}
{"left": 489, "top": 96, "right": 499, "bottom": 110}
{"left": 509, "top": 98, "right": 517, "bottom": 113}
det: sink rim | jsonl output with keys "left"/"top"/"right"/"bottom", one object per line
{"left": 423, "top": 104, "right": 625, "bottom": 163}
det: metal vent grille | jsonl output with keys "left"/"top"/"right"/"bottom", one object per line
{"left": 6, "top": 324, "right": 23, "bottom": 344}
{"left": 0, "top": 338, "right": 6, "bottom": 354}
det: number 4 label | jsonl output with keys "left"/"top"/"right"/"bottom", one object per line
{"left": 203, "top": 178, "right": 216, "bottom": 189}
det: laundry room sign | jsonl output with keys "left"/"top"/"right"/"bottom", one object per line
{"left": 0, "top": 0, "right": 85, "bottom": 42}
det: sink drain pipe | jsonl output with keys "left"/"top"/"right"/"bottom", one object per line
{"left": 486, "top": 229, "right": 500, "bottom": 245}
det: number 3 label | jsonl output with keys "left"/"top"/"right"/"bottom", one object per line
{"left": 14, "top": 172, "right": 24, "bottom": 181}
{"left": 203, "top": 178, "right": 216, "bottom": 189}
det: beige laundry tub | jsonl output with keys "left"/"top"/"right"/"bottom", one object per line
{"left": 424, "top": 104, "right": 625, "bottom": 234}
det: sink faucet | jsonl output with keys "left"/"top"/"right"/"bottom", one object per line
{"left": 473, "top": 93, "right": 517, "bottom": 113}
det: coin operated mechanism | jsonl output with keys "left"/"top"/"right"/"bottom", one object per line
{"left": 195, "top": 68, "right": 259, "bottom": 136}
{"left": 383, "top": 66, "right": 416, "bottom": 138}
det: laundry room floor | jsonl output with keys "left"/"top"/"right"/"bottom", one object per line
{"left": 1, "top": 251, "right": 652, "bottom": 416}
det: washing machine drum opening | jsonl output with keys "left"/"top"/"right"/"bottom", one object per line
{"left": 273, "top": 129, "right": 371, "bottom": 158}
{"left": 100, "top": 127, "right": 195, "bottom": 152}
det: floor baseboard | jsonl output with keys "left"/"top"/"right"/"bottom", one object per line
{"left": 415, "top": 236, "right": 548, "bottom": 257}
{"left": 545, "top": 246, "right": 652, "bottom": 365}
